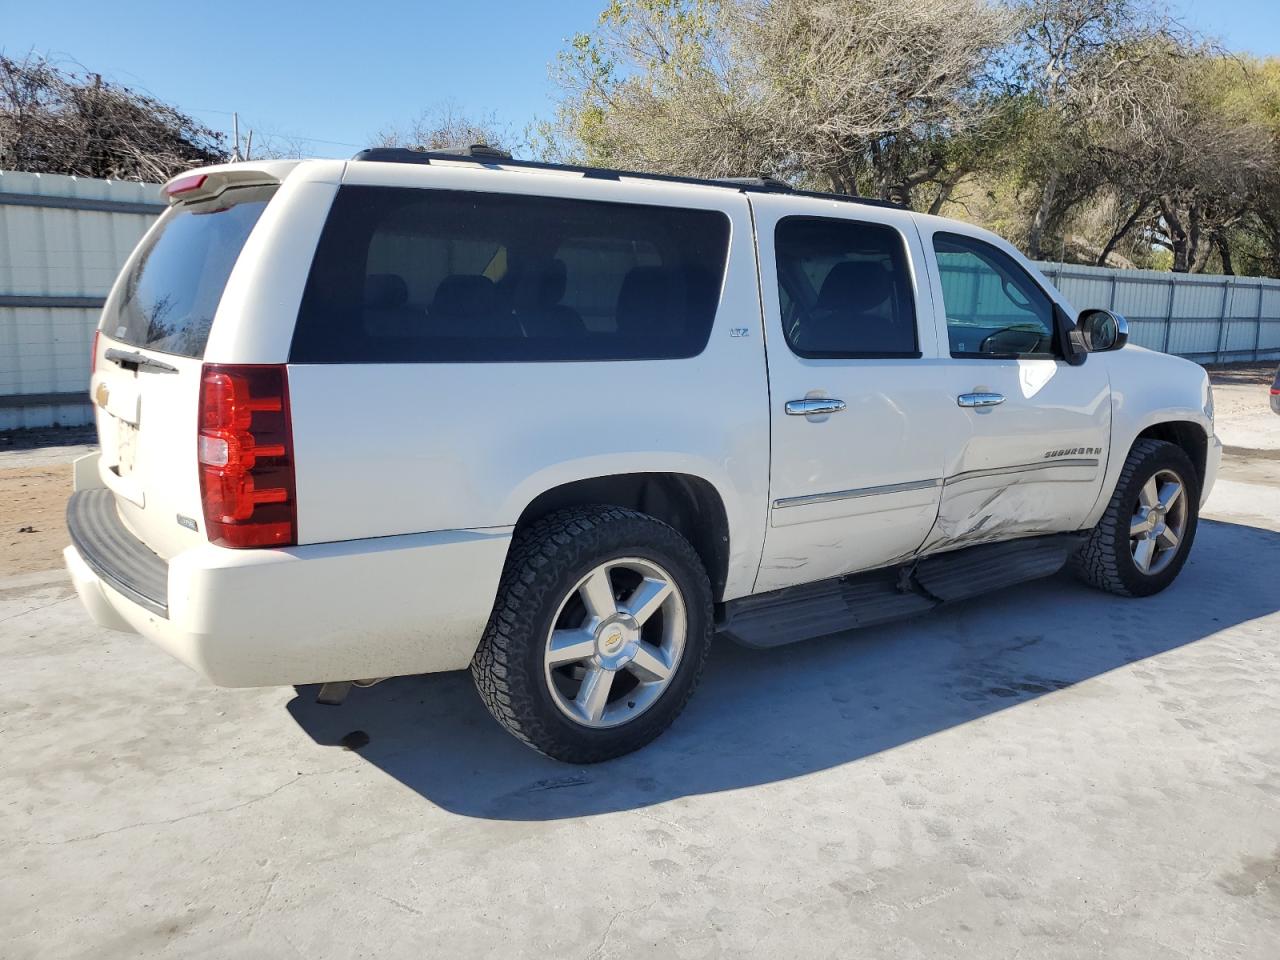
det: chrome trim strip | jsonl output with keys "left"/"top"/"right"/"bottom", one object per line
{"left": 773, "top": 477, "right": 943, "bottom": 510}
{"left": 945, "top": 458, "right": 1099, "bottom": 485}
{"left": 772, "top": 458, "right": 1100, "bottom": 510}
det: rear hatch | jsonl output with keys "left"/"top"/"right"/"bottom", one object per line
{"left": 92, "top": 180, "right": 278, "bottom": 559}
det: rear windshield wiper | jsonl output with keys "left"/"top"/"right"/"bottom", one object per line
{"left": 104, "top": 347, "right": 179, "bottom": 374}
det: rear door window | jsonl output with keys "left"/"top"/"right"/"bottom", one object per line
{"left": 101, "top": 185, "right": 276, "bottom": 358}
{"left": 773, "top": 216, "right": 919, "bottom": 358}
{"left": 289, "top": 187, "right": 731, "bottom": 363}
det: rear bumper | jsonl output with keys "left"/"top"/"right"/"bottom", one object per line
{"left": 64, "top": 491, "right": 512, "bottom": 687}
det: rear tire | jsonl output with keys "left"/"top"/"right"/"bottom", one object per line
{"left": 1071, "top": 438, "right": 1199, "bottom": 597}
{"left": 471, "top": 505, "right": 713, "bottom": 764}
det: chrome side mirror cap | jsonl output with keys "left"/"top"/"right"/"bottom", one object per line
{"left": 1078, "top": 308, "right": 1129, "bottom": 352}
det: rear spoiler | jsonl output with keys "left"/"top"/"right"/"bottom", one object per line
{"left": 160, "top": 161, "right": 301, "bottom": 205}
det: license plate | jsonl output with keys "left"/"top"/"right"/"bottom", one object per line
{"left": 115, "top": 420, "right": 138, "bottom": 475}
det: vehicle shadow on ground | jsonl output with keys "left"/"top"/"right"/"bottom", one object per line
{"left": 287, "top": 518, "right": 1279, "bottom": 821}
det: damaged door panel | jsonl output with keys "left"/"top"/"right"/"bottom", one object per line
{"left": 750, "top": 195, "right": 962, "bottom": 594}
{"left": 922, "top": 456, "right": 1105, "bottom": 553}
{"left": 913, "top": 223, "right": 1113, "bottom": 556}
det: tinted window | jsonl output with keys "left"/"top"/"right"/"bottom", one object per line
{"left": 774, "top": 217, "right": 918, "bottom": 358}
{"left": 101, "top": 185, "right": 276, "bottom": 358}
{"left": 290, "top": 187, "right": 731, "bottom": 363}
{"left": 932, "top": 233, "right": 1057, "bottom": 358}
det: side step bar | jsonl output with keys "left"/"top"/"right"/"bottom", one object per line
{"left": 722, "top": 533, "right": 1086, "bottom": 649}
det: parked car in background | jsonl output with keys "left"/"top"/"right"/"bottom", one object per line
{"left": 65, "top": 147, "right": 1221, "bottom": 763}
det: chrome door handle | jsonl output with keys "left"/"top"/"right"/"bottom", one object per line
{"left": 957, "top": 392, "right": 1005, "bottom": 408}
{"left": 785, "top": 398, "right": 847, "bottom": 416}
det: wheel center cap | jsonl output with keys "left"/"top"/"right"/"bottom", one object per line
{"left": 594, "top": 616, "right": 639, "bottom": 668}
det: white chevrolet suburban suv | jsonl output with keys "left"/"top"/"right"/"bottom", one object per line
{"left": 65, "top": 145, "right": 1222, "bottom": 763}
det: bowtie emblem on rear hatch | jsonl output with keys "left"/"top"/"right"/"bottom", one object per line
{"left": 95, "top": 383, "right": 110, "bottom": 408}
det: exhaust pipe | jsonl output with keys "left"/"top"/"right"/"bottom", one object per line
{"left": 314, "top": 677, "right": 387, "bottom": 706}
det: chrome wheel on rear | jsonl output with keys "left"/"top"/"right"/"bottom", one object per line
{"left": 1129, "top": 468, "right": 1187, "bottom": 576}
{"left": 543, "top": 557, "right": 687, "bottom": 729}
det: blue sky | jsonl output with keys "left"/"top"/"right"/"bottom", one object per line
{"left": 4, "top": 0, "right": 1277, "bottom": 160}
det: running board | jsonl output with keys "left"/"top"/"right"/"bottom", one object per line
{"left": 722, "top": 533, "right": 1086, "bottom": 649}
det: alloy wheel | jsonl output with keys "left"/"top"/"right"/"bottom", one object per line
{"left": 1129, "top": 468, "right": 1188, "bottom": 576}
{"left": 543, "top": 557, "right": 687, "bottom": 729}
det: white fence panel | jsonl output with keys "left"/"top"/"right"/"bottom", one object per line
{"left": 0, "top": 171, "right": 163, "bottom": 430}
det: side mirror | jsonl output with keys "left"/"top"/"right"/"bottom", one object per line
{"left": 1077, "top": 308, "right": 1129, "bottom": 352}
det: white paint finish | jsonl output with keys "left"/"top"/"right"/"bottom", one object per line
{"left": 63, "top": 544, "right": 136, "bottom": 634}
{"left": 65, "top": 525, "right": 513, "bottom": 686}
{"left": 58, "top": 156, "right": 1225, "bottom": 692}
{"left": 750, "top": 192, "right": 955, "bottom": 592}
{"left": 204, "top": 163, "right": 343, "bottom": 363}
{"left": 90, "top": 333, "right": 207, "bottom": 559}
{"left": 921, "top": 359, "right": 1112, "bottom": 549}
{"left": 84, "top": 165, "right": 338, "bottom": 561}
{"left": 71, "top": 450, "right": 102, "bottom": 491}
{"left": 286, "top": 162, "right": 770, "bottom": 601}
{"left": 1085, "top": 345, "right": 1219, "bottom": 525}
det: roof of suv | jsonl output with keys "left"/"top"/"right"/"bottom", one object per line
{"left": 349, "top": 145, "right": 901, "bottom": 211}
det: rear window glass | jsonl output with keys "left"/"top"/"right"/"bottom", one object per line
{"left": 100, "top": 185, "right": 276, "bottom": 358}
{"left": 289, "top": 187, "right": 732, "bottom": 363}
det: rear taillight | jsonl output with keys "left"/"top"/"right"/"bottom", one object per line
{"left": 90, "top": 330, "right": 100, "bottom": 376}
{"left": 197, "top": 364, "right": 296, "bottom": 548}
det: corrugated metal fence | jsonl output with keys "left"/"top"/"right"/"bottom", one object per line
{"left": 2, "top": 170, "right": 1279, "bottom": 430}
{"left": 1037, "top": 261, "right": 1280, "bottom": 365}
{"left": 0, "top": 171, "right": 163, "bottom": 430}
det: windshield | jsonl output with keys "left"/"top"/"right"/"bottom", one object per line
{"left": 100, "top": 184, "right": 277, "bottom": 358}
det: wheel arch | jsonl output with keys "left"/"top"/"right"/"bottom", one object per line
{"left": 1135, "top": 420, "right": 1208, "bottom": 490}
{"left": 514, "top": 472, "right": 732, "bottom": 602}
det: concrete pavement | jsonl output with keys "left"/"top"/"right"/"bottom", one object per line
{"left": 2, "top": 406, "right": 1277, "bottom": 958}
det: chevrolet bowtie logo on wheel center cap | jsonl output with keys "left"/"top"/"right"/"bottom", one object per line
{"left": 604, "top": 631, "right": 624, "bottom": 651}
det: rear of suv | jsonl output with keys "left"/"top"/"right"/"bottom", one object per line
{"left": 67, "top": 148, "right": 1220, "bottom": 763}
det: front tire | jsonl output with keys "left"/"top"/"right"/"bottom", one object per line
{"left": 471, "top": 505, "right": 713, "bottom": 763}
{"left": 1072, "top": 438, "right": 1199, "bottom": 597}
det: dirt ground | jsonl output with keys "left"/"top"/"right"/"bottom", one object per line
{"left": 0, "top": 427, "right": 95, "bottom": 577}
{"left": 3, "top": 363, "right": 1274, "bottom": 579}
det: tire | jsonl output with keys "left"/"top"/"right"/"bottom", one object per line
{"left": 1071, "top": 438, "right": 1200, "bottom": 598}
{"left": 471, "top": 505, "right": 713, "bottom": 763}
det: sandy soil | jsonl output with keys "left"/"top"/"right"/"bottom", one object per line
{"left": 0, "top": 466, "right": 74, "bottom": 576}
{"left": 0, "top": 428, "right": 96, "bottom": 578}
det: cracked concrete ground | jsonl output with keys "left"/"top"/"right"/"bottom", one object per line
{"left": 1, "top": 373, "right": 1278, "bottom": 959}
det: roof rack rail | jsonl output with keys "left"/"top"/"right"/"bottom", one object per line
{"left": 352, "top": 144, "right": 513, "bottom": 164}
{"left": 716, "top": 176, "right": 793, "bottom": 192}
{"left": 348, "top": 146, "right": 899, "bottom": 209}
